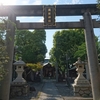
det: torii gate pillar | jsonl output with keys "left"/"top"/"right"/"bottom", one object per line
{"left": 83, "top": 12, "right": 100, "bottom": 100}
{"left": 1, "top": 13, "right": 16, "bottom": 100}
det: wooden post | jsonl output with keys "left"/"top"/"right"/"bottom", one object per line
{"left": 55, "top": 62, "right": 58, "bottom": 82}
{"left": 83, "top": 12, "right": 100, "bottom": 100}
{"left": 40, "top": 68, "right": 43, "bottom": 82}
{"left": 1, "top": 13, "right": 16, "bottom": 100}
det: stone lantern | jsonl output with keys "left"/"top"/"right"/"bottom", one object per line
{"left": 10, "top": 57, "right": 29, "bottom": 97}
{"left": 13, "top": 57, "right": 26, "bottom": 84}
{"left": 72, "top": 57, "right": 92, "bottom": 97}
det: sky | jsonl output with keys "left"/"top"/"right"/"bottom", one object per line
{"left": 0, "top": 0, "right": 99, "bottom": 58}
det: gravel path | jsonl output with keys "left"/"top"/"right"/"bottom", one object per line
{"left": 37, "top": 80, "right": 63, "bottom": 100}
{"left": 55, "top": 82, "right": 74, "bottom": 97}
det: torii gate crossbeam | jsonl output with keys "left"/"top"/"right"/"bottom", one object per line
{"left": 16, "top": 20, "right": 100, "bottom": 29}
{"left": 0, "top": 4, "right": 98, "bottom": 16}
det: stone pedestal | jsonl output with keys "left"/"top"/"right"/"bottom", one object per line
{"left": 72, "top": 58, "right": 92, "bottom": 97}
{"left": 10, "top": 83, "right": 30, "bottom": 98}
{"left": 73, "top": 85, "right": 92, "bottom": 97}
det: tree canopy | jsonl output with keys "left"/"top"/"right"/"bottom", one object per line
{"left": 15, "top": 29, "right": 47, "bottom": 63}
{"left": 49, "top": 29, "right": 100, "bottom": 73}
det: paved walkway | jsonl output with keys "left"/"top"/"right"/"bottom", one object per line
{"left": 10, "top": 79, "right": 93, "bottom": 100}
{"left": 37, "top": 80, "right": 63, "bottom": 100}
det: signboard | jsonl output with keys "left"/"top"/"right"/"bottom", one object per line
{"left": 43, "top": 5, "right": 56, "bottom": 26}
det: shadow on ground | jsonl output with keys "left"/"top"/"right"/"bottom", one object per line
{"left": 10, "top": 82, "right": 44, "bottom": 100}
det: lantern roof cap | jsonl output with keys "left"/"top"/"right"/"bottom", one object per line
{"left": 73, "top": 57, "right": 84, "bottom": 66}
{"left": 13, "top": 57, "right": 25, "bottom": 66}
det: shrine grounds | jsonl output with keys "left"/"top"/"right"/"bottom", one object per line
{"left": 10, "top": 79, "right": 93, "bottom": 100}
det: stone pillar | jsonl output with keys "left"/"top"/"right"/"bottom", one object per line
{"left": 83, "top": 12, "right": 100, "bottom": 100}
{"left": 85, "top": 61, "right": 90, "bottom": 81}
{"left": 1, "top": 13, "right": 16, "bottom": 100}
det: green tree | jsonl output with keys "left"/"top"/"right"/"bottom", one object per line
{"left": 49, "top": 29, "right": 85, "bottom": 73}
{"left": 74, "top": 43, "right": 86, "bottom": 60}
{"left": 15, "top": 29, "right": 47, "bottom": 63}
{"left": 50, "top": 29, "right": 100, "bottom": 74}
{"left": 74, "top": 35, "right": 100, "bottom": 60}
{"left": 26, "top": 62, "right": 43, "bottom": 71}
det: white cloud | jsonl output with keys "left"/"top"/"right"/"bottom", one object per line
{"left": 53, "top": 0, "right": 81, "bottom": 5}
{"left": 15, "top": 0, "right": 41, "bottom": 5}
{"left": 65, "top": 0, "right": 81, "bottom": 4}
{"left": 32, "top": 0, "right": 42, "bottom": 5}
{"left": 72, "top": 0, "right": 81, "bottom": 4}
{"left": 17, "top": 17, "right": 28, "bottom": 20}
{"left": 22, "top": 0, "right": 30, "bottom": 5}
{"left": 17, "top": 17, "right": 35, "bottom": 22}
{"left": 29, "top": 17, "right": 35, "bottom": 19}
{"left": 17, "top": 17, "right": 44, "bottom": 22}
{"left": 53, "top": 0, "right": 59, "bottom": 5}
{"left": 39, "top": 17, "right": 43, "bottom": 22}
{"left": 0, "top": 0, "right": 17, "bottom": 5}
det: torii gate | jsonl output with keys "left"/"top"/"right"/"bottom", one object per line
{"left": 0, "top": 4, "right": 100, "bottom": 100}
